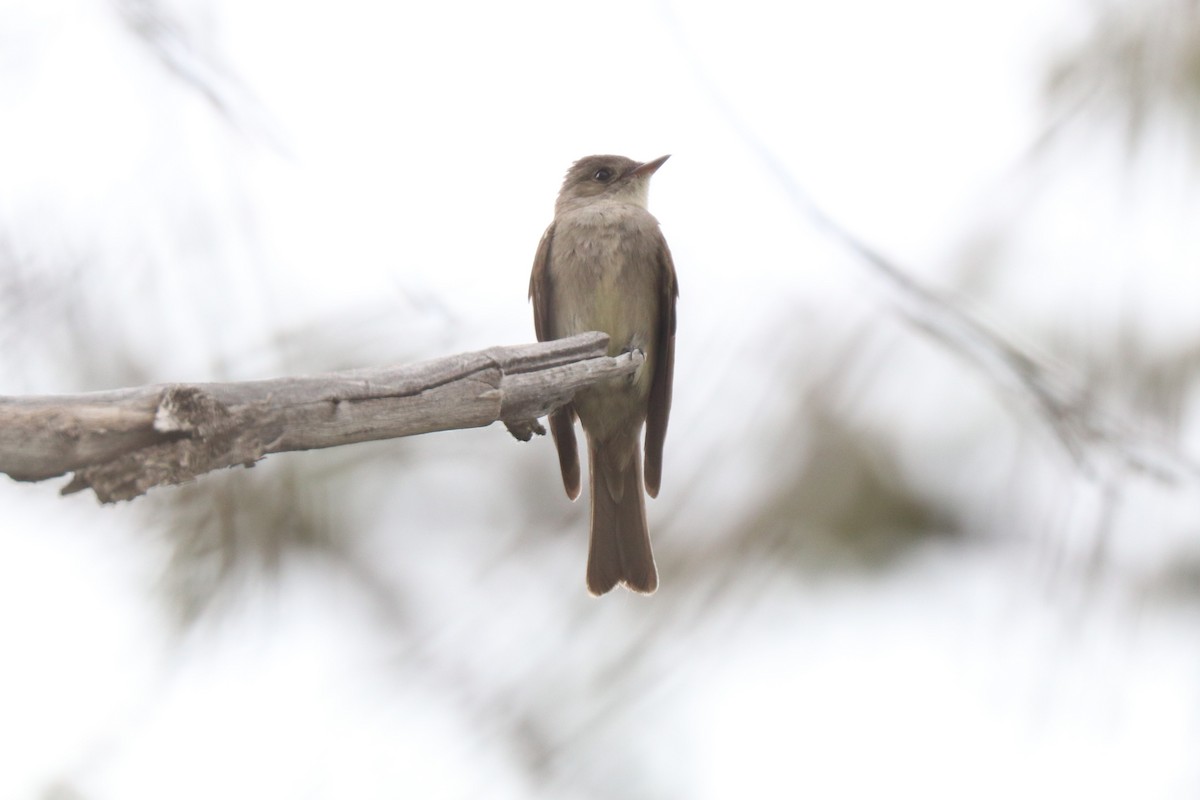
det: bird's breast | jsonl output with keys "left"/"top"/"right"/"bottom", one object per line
{"left": 548, "top": 204, "right": 662, "bottom": 360}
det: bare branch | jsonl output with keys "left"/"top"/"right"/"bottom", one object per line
{"left": 0, "top": 332, "right": 640, "bottom": 503}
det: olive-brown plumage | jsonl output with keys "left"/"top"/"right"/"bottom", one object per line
{"left": 529, "top": 154, "right": 678, "bottom": 595}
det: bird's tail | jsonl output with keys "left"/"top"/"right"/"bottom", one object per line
{"left": 585, "top": 434, "right": 657, "bottom": 595}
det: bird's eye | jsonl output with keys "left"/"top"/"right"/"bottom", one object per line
{"left": 592, "top": 167, "right": 614, "bottom": 182}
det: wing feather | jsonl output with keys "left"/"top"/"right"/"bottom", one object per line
{"left": 643, "top": 234, "right": 678, "bottom": 498}
{"left": 529, "top": 223, "right": 581, "bottom": 499}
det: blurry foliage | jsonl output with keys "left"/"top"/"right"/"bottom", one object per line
{"left": 152, "top": 461, "right": 341, "bottom": 626}
{"left": 1149, "top": 549, "right": 1200, "bottom": 602}
{"left": 1045, "top": 0, "right": 1200, "bottom": 154}
{"left": 1058, "top": 324, "right": 1200, "bottom": 440}
{"left": 734, "top": 404, "right": 954, "bottom": 574}
{"left": 149, "top": 443, "right": 418, "bottom": 629}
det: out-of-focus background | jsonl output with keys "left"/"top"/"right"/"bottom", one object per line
{"left": 2, "top": 0, "right": 1200, "bottom": 797}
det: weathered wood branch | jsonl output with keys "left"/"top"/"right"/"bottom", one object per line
{"left": 0, "top": 332, "right": 641, "bottom": 503}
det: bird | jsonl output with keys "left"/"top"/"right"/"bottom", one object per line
{"left": 528, "top": 154, "right": 678, "bottom": 595}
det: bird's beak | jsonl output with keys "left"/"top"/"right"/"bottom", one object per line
{"left": 629, "top": 154, "right": 670, "bottom": 178}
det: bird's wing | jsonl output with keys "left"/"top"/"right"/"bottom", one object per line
{"left": 529, "top": 223, "right": 555, "bottom": 341}
{"left": 529, "top": 222, "right": 581, "bottom": 499}
{"left": 643, "top": 232, "right": 678, "bottom": 498}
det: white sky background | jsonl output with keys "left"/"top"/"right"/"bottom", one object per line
{"left": 2, "top": 0, "right": 1200, "bottom": 798}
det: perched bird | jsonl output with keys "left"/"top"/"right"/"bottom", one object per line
{"left": 528, "top": 154, "right": 678, "bottom": 595}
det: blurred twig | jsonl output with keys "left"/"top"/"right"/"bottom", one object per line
{"left": 663, "top": 1, "right": 1200, "bottom": 487}
{"left": 111, "top": 0, "right": 284, "bottom": 147}
{"left": 806, "top": 208, "right": 1200, "bottom": 485}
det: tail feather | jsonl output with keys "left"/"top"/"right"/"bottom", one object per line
{"left": 586, "top": 436, "right": 657, "bottom": 595}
